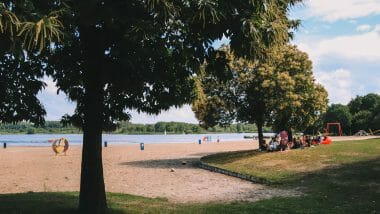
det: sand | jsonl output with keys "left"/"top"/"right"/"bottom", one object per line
{"left": 0, "top": 136, "right": 376, "bottom": 203}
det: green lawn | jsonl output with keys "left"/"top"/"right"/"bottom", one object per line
{"left": 1, "top": 139, "right": 379, "bottom": 213}
{"left": 202, "top": 138, "right": 380, "bottom": 213}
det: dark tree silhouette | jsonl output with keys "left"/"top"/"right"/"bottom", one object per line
{"left": 3, "top": 0, "right": 302, "bottom": 213}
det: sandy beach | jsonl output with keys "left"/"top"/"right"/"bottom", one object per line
{"left": 0, "top": 136, "right": 376, "bottom": 203}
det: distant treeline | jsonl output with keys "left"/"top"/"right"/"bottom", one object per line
{"left": 0, "top": 121, "right": 272, "bottom": 134}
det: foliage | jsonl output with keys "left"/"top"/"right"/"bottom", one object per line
{"left": 0, "top": 121, "right": 80, "bottom": 134}
{"left": 0, "top": 1, "right": 64, "bottom": 53}
{"left": 0, "top": 54, "right": 46, "bottom": 125}
{"left": 348, "top": 93, "right": 380, "bottom": 114}
{"left": 307, "top": 93, "right": 380, "bottom": 135}
{"left": 348, "top": 93, "right": 380, "bottom": 133}
{"left": 0, "top": 1, "right": 65, "bottom": 126}
{"left": 351, "top": 110, "right": 372, "bottom": 133}
{"left": 324, "top": 104, "right": 352, "bottom": 135}
{"left": 46, "top": 1, "right": 301, "bottom": 130}
{"left": 3, "top": 0, "right": 302, "bottom": 211}
{"left": 268, "top": 45, "right": 328, "bottom": 134}
{"left": 192, "top": 65, "right": 236, "bottom": 129}
{"left": 0, "top": 121, "right": 263, "bottom": 135}
{"left": 193, "top": 44, "right": 327, "bottom": 145}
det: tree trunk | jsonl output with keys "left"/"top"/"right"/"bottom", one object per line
{"left": 257, "top": 121, "right": 265, "bottom": 150}
{"left": 78, "top": 25, "right": 107, "bottom": 213}
{"left": 287, "top": 128, "right": 293, "bottom": 142}
{"left": 78, "top": 77, "right": 107, "bottom": 213}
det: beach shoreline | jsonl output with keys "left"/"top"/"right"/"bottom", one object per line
{"left": 0, "top": 136, "right": 377, "bottom": 203}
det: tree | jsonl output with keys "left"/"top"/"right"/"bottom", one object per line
{"left": 348, "top": 93, "right": 380, "bottom": 132}
{"left": 268, "top": 45, "right": 328, "bottom": 140}
{"left": 351, "top": 110, "right": 372, "bottom": 133}
{"left": 4, "top": 0, "right": 302, "bottom": 212}
{"left": 193, "top": 44, "right": 327, "bottom": 148}
{"left": 0, "top": 1, "right": 63, "bottom": 125}
{"left": 324, "top": 104, "right": 352, "bottom": 135}
{"left": 0, "top": 54, "right": 45, "bottom": 125}
{"left": 192, "top": 66, "right": 236, "bottom": 129}
{"left": 348, "top": 93, "right": 380, "bottom": 114}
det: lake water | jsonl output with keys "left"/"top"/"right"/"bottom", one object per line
{"left": 0, "top": 133, "right": 274, "bottom": 146}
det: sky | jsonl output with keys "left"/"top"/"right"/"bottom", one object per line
{"left": 38, "top": 0, "right": 380, "bottom": 124}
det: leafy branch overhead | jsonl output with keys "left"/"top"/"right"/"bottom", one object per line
{"left": 0, "top": 1, "right": 65, "bottom": 52}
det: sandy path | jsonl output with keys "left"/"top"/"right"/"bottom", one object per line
{"left": 0, "top": 139, "right": 300, "bottom": 203}
{"left": 0, "top": 136, "right": 375, "bottom": 203}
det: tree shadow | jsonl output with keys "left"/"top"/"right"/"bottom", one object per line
{"left": 244, "top": 157, "right": 380, "bottom": 213}
{"left": 200, "top": 150, "right": 265, "bottom": 165}
{"left": 119, "top": 158, "right": 200, "bottom": 169}
{"left": 0, "top": 192, "right": 134, "bottom": 214}
{"left": 187, "top": 152, "right": 218, "bottom": 158}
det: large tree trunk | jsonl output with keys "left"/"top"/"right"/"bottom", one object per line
{"left": 78, "top": 25, "right": 107, "bottom": 213}
{"left": 79, "top": 77, "right": 107, "bottom": 213}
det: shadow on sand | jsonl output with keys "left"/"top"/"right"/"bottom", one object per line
{"left": 119, "top": 158, "right": 200, "bottom": 169}
{"left": 0, "top": 157, "right": 378, "bottom": 213}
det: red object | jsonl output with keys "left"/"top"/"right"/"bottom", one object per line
{"left": 326, "top": 123, "right": 343, "bottom": 136}
{"left": 321, "top": 136, "right": 332, "bottom": 145}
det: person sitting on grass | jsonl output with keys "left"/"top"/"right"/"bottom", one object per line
{"left": 292, "top": 137, "right": 301, "bottom": 149}
{"left": 268, "top": 137, "right": 280, "bottom": 152}
{"left": 311, "top": 137, "right": 319, "bottom": 146}
{"left": 305, "top": 135, "right": 312, "bottom": 147}
{"left": 260, "top": 139, "right": 268, "bottom": 151}
{"left": 280, "top": 139, "right": 288, "bottom": 151}
{"left": 287, "top": 139, "right": 294, "bottom": 150}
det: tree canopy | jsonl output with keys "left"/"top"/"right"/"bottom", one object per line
{"left": 193, "top": 44, "right": 327, "bottom": 146}
{"left": 268, "top": 45, "right": 328, "bottom": 136}
{"left": 0, "top": 1, "right": 63, "bottom": 125}
{"left": 2, "top": 0, "right": 302, "bottom": 213}
{"left": 348, "top": 93, "right": 380, "bottom": 133}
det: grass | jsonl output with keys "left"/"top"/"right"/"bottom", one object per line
{"left": 1, "top": 139, "right": 379, "bottom": 213}
{"left": 201, "top": 138, "right": 380, "bottom": 213}
{"left": 202, "top": 138, "right": 380, "bottom": 183}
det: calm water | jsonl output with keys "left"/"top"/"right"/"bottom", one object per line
{"left": 0, "top": 133, "right": 274, "bottom": 146}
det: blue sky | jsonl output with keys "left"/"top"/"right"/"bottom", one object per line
{"left": 38, "top": 0, "right": 380, "bottom": 123}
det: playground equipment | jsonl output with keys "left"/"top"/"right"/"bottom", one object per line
{"left": 325, "top": 123, "right": 343, "bottom": 136}
{"left": 49, "top": 138, "right": 69, "bottom": 155}
{"left": 354, "top": 130, "right": 369, "bottom": 136}
{"left": 369, "top": 129, "right": 380, "bottom": 135}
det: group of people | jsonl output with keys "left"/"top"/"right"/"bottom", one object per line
{"left": 262, "top": 133, "right": 332, "bottom": 152}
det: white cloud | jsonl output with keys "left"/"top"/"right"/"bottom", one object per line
{"left": 304, "top": 0, "right": 380, "bottom": 22}
{"left": 296, "top": 26, "right": 380, "bottom": 65}
{"left": 42, "top": 77, "right": 59, "bottom": 94}
{"left": 356, "top": 24, "right": 372, "bottom": 32}
{"left": 37, "top": 91, "right": 75, "bottom": 120}
{"left": 130, "top": 104, "right": 198, "bottom": 124}
{"left": 315, "top": 69, "right": 354, "bottom": 104}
